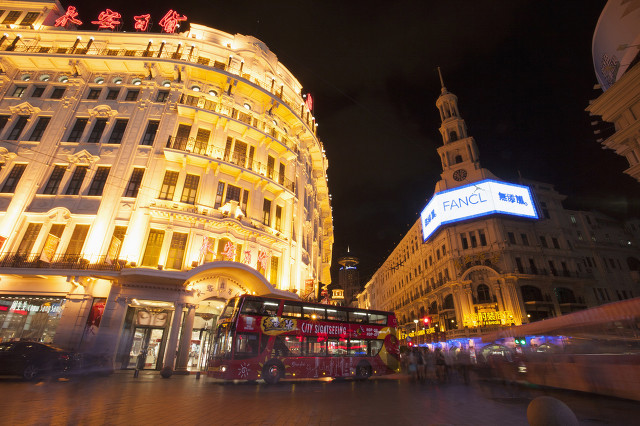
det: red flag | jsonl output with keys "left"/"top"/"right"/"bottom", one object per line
{"left": 304, "top": 93, "right": 313, "bottom": 111}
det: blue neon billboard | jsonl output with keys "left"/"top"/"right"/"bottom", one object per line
{"left": 421, "top": 179, "right": 538, "bottom": 241}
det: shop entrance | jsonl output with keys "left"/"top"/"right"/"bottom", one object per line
{"left": 127, "top": 327, "right": 166, "bottom": 370}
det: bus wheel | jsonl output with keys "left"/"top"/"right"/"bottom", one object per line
{"left": 356, "top": 361, "right": 371, "bottom": 380}
{"left": 262, "top": 360, "right": 283, "bottom": 385}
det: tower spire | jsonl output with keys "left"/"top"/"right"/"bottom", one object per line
{"left": 437, "top": 67, "right": 447, "bottom": 94}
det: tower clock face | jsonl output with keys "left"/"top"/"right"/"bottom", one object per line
{"left": 453, "top": 169, "right": 467, "bottom": 182}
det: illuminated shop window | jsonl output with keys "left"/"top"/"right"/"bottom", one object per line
{"left": 0, "top": 296, "right": 66, "bottom": 344}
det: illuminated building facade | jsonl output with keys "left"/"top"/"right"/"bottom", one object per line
{"left": 0, "top": 0, "right": 333, "bottom": 372}
{"left": 586, "top": 0, "right": 640, "bottom": 183}
{"left": 357, "top": 77, "right": 640, "bottom": 345}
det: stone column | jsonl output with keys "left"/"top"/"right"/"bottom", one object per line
{"left": 175, "top": 304, "right": 197, "bottom": 373}
{"left": 161, "top": 302, "right": 184, "bottom": 373}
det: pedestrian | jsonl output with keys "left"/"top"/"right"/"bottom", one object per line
{"left": 457, "top": 347, "right": 471, "bottom": 385}
{"left": 435, "top": 347, "right": 445, "bottom": 383}
{"left": 416, "top": 348, "right": 426, "bottom": 383}
{"left": 425, "top": 347, "right": 436, "bottom": 383}
{"left": 407, "top": 349, "right": 417, "bottom": 381}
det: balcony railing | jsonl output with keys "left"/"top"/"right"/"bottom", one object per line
{"left": 166, "top": 136, "right": 296, "bottom": 193}
{"left": 4, "top": 41, "right": 317, "bottom": 135}
{"left": 0, "top": 253, "right": 123, "bottom": 271}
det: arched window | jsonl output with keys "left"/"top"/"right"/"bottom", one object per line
{"left": 429, "top": 301, "right": 438, "bottom": 314}
{"left": 449, "top": 131, "right": 458, "bottom": 142}
{"left": 477, "top": 284, "right": 491, "bottom": 303}
{"left": 443, "top": 294, "right": 454, "bottom": 310}
{"left": 454, "top": 155, "right": 463, "bottom": 164}
{"left": 555, "top": 287, "right": 576, "bottom": 304}
{"left": 521, "top": 285, "right": 544, "bottom": 302}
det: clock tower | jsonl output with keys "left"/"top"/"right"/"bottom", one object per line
{"left": 434, "top": 68, "right": 496, "bottom": 192}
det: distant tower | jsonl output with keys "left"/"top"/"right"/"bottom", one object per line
{"left": 338, "top": 248, "right": 360, "bottom": 306}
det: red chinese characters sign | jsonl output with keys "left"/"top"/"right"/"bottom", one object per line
{"left": 54, "top": 6, "right": 187, "bottom": 33}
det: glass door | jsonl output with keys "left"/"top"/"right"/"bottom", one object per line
{"left": 127, "top": 328, "right": 166, "bottom": 369}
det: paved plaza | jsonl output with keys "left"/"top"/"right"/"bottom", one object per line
{"left": 1, "top": 371, "right": 639, "bottom": 425}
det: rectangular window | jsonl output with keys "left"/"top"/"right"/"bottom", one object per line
{"left": 43, "top": 165, "right": 66, "bottom": 195}
{"left": 7, "top": 116, "right": 28, "bottom": 140}
{"left": 64, "top": 165, "right": 88, "bottom": 195}
{"left": 214, "top": 181, "right": 225, "bottom": 209}
{"left": 263, "top": 198, "right": 272, "bottom": 225}
{"left": 267, "top": 156, "right": 275, "bottom": 179}
{"left": 50, "top": 87, "right": 65, "bottom": 99}
{"left": 552, "top": 237, "right": 560, "bottom": 249}
{"left": 223, "top": 137, "right": 232, "bottom": 161}
{"left": 106, "top": 88, "right": 120, "bottom": 100}
{"left": 193, "top": 128, "right": 210, "bottom": 154}
{"left": 275, "top": 205, "right": 283, "bottom": 232}
{"left": 166, "top": 232, "right": 188, "bottom": 270}
{"left": 141, "top": 120, "right": 159, "bottom": 145}
{"left": 87, "top": 118, "right": 107, "bottom": 143}
{"left": 31, "top": 86, "right": 45, "bottom": 98}
{"left": 124, "top": 168, "right": 145, "bottom": 198}
{"left": 470, "top": 231, "right": 478, "bottom": 248}
{"left": 87, "top": 166, "right": 110, "bottom": 196}
{"left": 1, "top": 163, "right": 26, "bottom": 193}
{"left": 232, "top": 140, "right": 247, "bottom": 166}
{"left": 12, "top": 86, "right": 26, "bottom": 97}
{"left": 141, "top": 229, "right": 165, "bottom": 267}
{"left": 478, "top": 230, "right": 487, "bottom": 246}
{"left": 17, "top": 223, "right": 42, "bottom": 255}
{"left": 87, "top": 88, "right": 101, "bottom": 100}
{"left": 107, "top": 119, "right": 128, "bottom": 144}
{"left": 548, "top": 261, "right": 557, "bottom": 276}
{"left": 158, "top": 170, "right": 179, "bottom": 200}
{"left": 28, "top": 116, "right": 51, "bottom": 141}
{"left": 521, "top": 233, "right": 529, "bottom": 246}
{"left": 67, "top": 118, "right": 88, "bottom": 142}
{"left": 460, "top": 233, "right": 468, "bottom": 250}
{"left": 64, "top": 225, "right": 89, "bottom": 257}
{"left": 529, "top": 258, "right": 537, "bottom": 274}
{"left": 241, "top": 189, "right": 249, "bottom": 213}
{"left": 303, "top": 336, "right": 326, "bottom": 357}
{"left": 19, "top": 12, "right": 39, "bottom": 26}
{"left": 3, "top": 10, "right": 22, "bottom": 24}
{"left": 125, "top": 90, "right": 139, "bottom": 101}
{"left": 180, "top": 174, "right": 199, "bottom": 204}
{"left": 515, "top": 257, "right": 524, "bottom": 273}
{"left": 224, "top": 184, "right": 241, "bottom": 203}
{"left": 247, "top": 146, "right": 255, "bottom": 170}
{"left": 156, "top": 90, "right": 169, "bottom": 102}
{"left": 508, "top": 232, "right": 516, "bottom": 244}
{"left": 106, "top": 226, "right": 127, "bottom": 261}
{"left": 540, "top": 236, "right": 548, "bottom": 248}
{"left": 278, "top": 162, "right": 285, "bottom": 185}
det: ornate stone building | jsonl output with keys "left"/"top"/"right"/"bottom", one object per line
{"left": 358, "top": 76, "right": 640, "bottom": 344}
{"left": 0, "top": 0, "right": 333, "bottom": 372}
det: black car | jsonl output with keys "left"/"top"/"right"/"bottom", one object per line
{"left": 0, "top": 341, "right": 77, "bottom": 380}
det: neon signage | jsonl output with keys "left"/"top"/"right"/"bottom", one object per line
{"left": 54, "top": 6, "right": 187, "bottom": 33}
{"left": 421, "top": 179, "right": 538, "bottom": 241}
{"left": 463, "top": 310, "right": 513, "bottom": 327}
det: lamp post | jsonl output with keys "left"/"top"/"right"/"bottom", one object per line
{"left": 413, "top": 319, "right": 418, "bottom": 333}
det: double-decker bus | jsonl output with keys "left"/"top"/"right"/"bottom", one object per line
{"left": 208, "top": 294, "right": 400, "bottom": 384}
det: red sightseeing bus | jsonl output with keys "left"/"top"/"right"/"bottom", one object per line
{"left": 208, "top": 294, "right": 400, "bottom": 384}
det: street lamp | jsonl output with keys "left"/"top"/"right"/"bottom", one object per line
{"left": 413, "top": 319, "right": 418, "bottom": 333}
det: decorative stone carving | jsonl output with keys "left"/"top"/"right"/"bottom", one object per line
{"left": 68, "top": 149, "right": 99, "bottom": 165}
{"left": 46, "top": 207, "right": 72, "bottom": 223}
{"left": 0, "top": 147, "right": 17, "bottom": 162}
{"left": 88, "top": 104, "right": 118, "bottom": 119}
{"left": 10, "top": 102, "right": 41, "bottom": 116}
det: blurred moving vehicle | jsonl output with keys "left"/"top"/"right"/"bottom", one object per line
{"left": 0, "top": 341, "right": 77, "bottom": 380}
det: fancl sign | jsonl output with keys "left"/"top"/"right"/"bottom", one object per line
{"left": 421, "top": 179, "right": 538, "bottom": 241}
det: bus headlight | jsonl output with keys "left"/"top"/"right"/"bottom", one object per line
{"left": 220, "top": 365, "right": 227, "bottom": 372}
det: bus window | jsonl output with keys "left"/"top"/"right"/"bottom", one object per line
{"left": 368, "top": 313, "right": 387, "bottom": 325}
{"left": 349, "top": 311, "right": 368, "bottom": 323}
{"left": 212, "top": 324, "right": 232, "bottom": 359}
{"left": 326, "top": 308, "right": 347, "bottom": 322}
{"left": 348, "top": 339, "right": 367, "bottom": 356}
{"left": 235, "top": 333, "right": 259, "bottom": 359}
{"left": 328, "top": 338, "right": 347, "bottom": 356}
{"left": 283, "top": 336, "right": 302, "bottom": 356}
{"left": 272, "top": 335, "right": 291, "bottom": 357}
{"left": 304, "top": 336, "right": 326, "bottom": 356}
{"left": 369, "top": 339, "right": 383, "bottom": 356}
{"left": 282, "top": 303, "right": 303, "bottom": 318}
{"left": 219, "top": 297, "right": 239, "bottom": 320}
{"left": 241, "top": 298, "right": 279, "bottom": 316}
{"left": 303, "top": 306, "right": 326, "bottom": 320}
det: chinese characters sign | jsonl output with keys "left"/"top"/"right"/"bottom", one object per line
{"left": 463, "top": 310, "right": 513, "bottom": 327}
{"left": 54, "top": 6, "right": 187, "bottom": 33}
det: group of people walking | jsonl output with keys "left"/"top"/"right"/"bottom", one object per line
{"left": 402, "top": 346, "right": 471, "bottom": 384}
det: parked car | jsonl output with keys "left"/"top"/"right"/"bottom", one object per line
{"left": 0, "top": 341, "right": 78, "bottom": 380}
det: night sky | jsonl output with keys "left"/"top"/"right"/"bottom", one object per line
{"left": 69, "top": 0, "right": 638, "bottom": 284}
